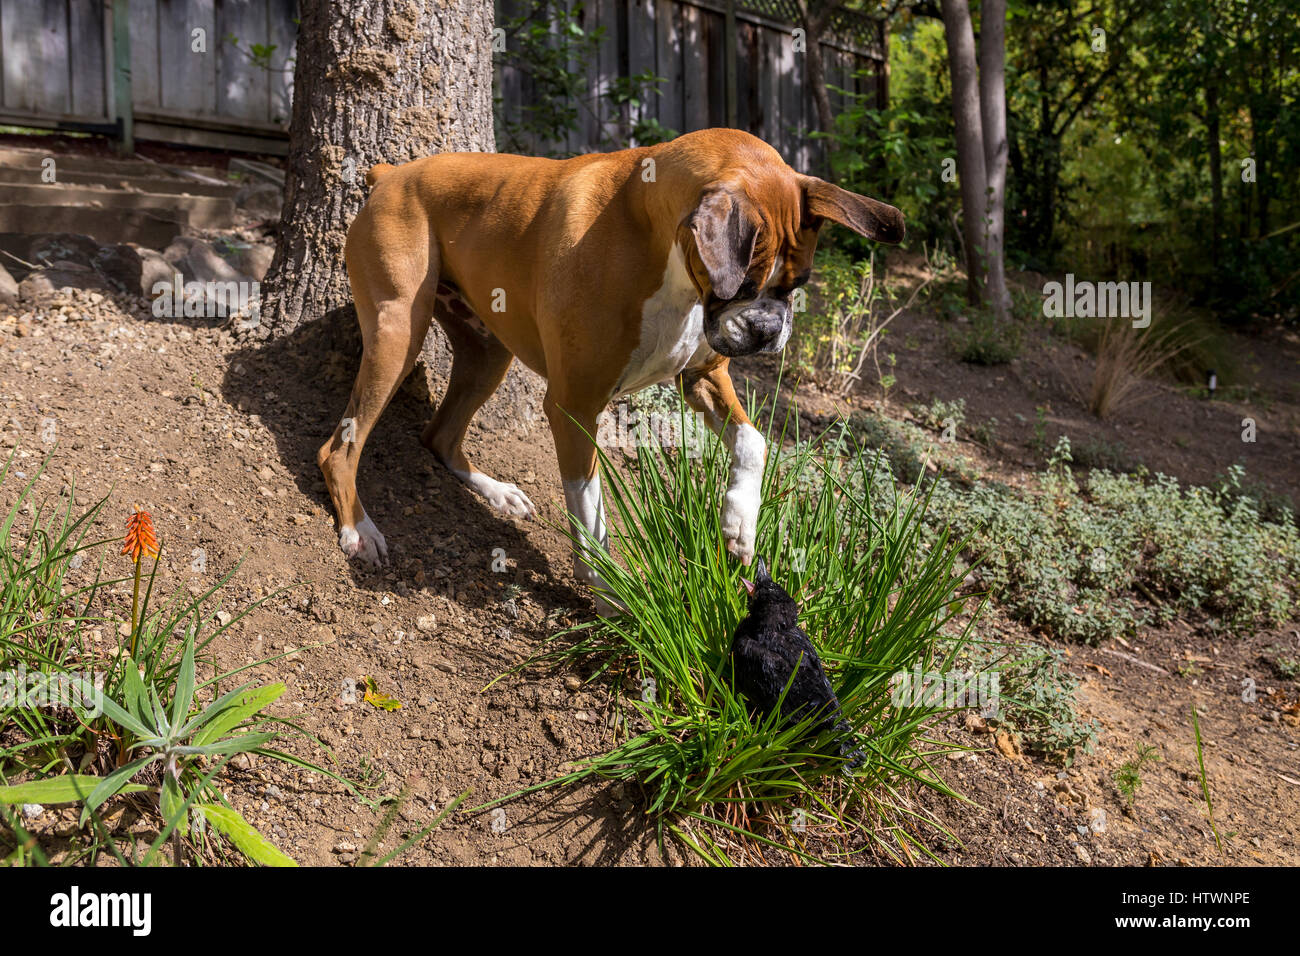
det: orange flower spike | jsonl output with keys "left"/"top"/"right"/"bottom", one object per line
{"left": 121, "top": 509, "right": 159, "bottom": 561}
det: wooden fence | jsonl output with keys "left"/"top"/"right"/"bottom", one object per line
{"left": 0, "top": 0, "right": 882, "bottom": 165}
{"left": 496, "top": 0, "right": 883, "bottom": 171}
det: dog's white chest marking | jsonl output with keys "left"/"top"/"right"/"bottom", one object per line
{"left": 616, "top": 245, "right": 708, "bottom": 398}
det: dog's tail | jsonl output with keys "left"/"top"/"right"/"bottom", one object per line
{"left": 365, "top": 163, "right": 396, "bottom": 187}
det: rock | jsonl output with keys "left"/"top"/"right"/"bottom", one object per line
{"left": 0, "top": 262, "right": 17, "bottom": 306}
{"left": 1054, "top": 779, "right": 1082, "bottom": 804}
{"left": 1074, "top": 844, "right": 1092, "bottom": 864}
{"left": 332, "top": 841, "right": 357, "bottom": 854}
{"left": 136, "top": 246, "right": 175, "bottom": 298}
{"left": 227, "top": 242, "right": 274, "bottom": 280}
{"left": 163, "top": 236, "right": 248, "bottom": 285}
{"left": 20, "top": 803, "right": 42, "bottom": 821}
{"left": 89, "top": 243, "right": 145, "bottom": 294}
{"left": 1087, "top": 807, "right": 1107, "bottom": 834}
{"left": 963, "top": 712, "right": 989, "bottom": 734}
{"left": 18, "top": 262, "right": 112, "bottom": 301}
{"left": 563, "top": 676, "right": 581, "bottom": 692}
{"left": 234, "top": 182, "right": 283, "bottom": 221}
{"left": 994, "top": 729, "right": 1023, "bottom": 761}
{"left": 416, "top": 614, "right": 436, "bottom": 633}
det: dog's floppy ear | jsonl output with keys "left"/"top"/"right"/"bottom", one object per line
{"left": 801, "top": 176, "right": 906, "bottom": 244}
{"left": 690, "top": 184, "right": 759, "bottom": 300}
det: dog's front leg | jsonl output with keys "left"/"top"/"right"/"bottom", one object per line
{"left": 679, "top": 359, "right": 764, "bottom": 565}
{"left": 545, "top": 390, "right": 624, "bottom": 618}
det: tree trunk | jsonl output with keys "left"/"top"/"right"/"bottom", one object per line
{"left": 940, "top": 0, "right": 988, "bottom": 305}
{"left": 260, "top": 0, "right": 495, "bottom": 337}
{"left": 799, "top": 2, "right": 836, "bottom": 133}
{"left": 978, "top": 0, "right": 1010, "bottom": 321}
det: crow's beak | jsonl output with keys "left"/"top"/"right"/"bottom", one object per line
{"left": 740, "top": 576, "right": 755, "bottom": 598}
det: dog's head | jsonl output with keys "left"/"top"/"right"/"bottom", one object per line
{"left": 682, "top": 173, "right": 905, "bottom": 358}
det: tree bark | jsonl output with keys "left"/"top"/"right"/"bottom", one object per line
{"left": 260, "top": 0, "right": 495, "bottom": 337}
{"left": 978, "top": 0, "right": 1010, "bottom": 321}
{"left": 796, "top": 1, "right": 837, "bottom": 143}
{"left": 939, "top": 0, "right": 988, "bottom": 305}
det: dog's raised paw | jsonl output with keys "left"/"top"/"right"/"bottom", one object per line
{"left": 339, "top": 514, "right": 388, "bottom": 566}
{"left": 721, "top": 494, "right": 758, "bottom": 566}
{"left": 458, "top": 471, "right": 536, "bottom": 518}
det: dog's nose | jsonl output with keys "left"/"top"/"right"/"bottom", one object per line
{"left": 745, "top": 308, "right": 784, "bottom": 341}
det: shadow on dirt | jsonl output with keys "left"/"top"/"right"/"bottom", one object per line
{"left": 221, "top": 307, "right": 586, "bottom": 614}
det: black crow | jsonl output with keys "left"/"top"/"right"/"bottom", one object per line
{"left": 730, "top": 556, "right": 865, "bottom": 772}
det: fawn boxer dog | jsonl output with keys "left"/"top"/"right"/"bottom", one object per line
{"left": 318, "top": 128, "right": 904, "bottom": 615}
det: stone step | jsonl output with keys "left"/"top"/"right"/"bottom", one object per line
{"left": 0, "top": 145, "right": 225, "bottom": 182}
{"left": 0, "top": 205, "right": 183, "bottom": 249}
{"left": 0, "top": 183, "right": 234, "bottom": 230}
{"left": 0, "top": 164, "right": 239, "bottom": 198}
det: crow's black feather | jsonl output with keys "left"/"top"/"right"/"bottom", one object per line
{"left": 730, "top": 557, "right": 864, "bottom": 771}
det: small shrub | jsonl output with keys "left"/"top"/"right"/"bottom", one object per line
{"left": 970, "top": 417, "right": 999, "bottom": 447}
{"left": 910, "top": 397, "right": 967, "bottom": 434}
{"left": 1070, "top": 436, "right": 1144, "bottom": 474}
{"left": 958, "top": 313, "right": 1021, "bottom": 365}
{"left": 966, "top": 642, "right": 1100, "bottom": 762}
{"left": 790, "top": 248, "right": 876, "bottom": 380}
{"left": 927, "top": 455, "right": 1300, "bottom": 643}
{"left": 1114, "top": 744, "right": 1160, "bottom": 805}
{"left": 1262, "top": 645, "right": 1300, "bottom": 681}
{"left": 847, "top": 410, "right": 931, "bottom": 483}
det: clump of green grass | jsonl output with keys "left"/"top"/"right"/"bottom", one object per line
{"left": 508, "top": 393, "right": 981, "bottom": 864}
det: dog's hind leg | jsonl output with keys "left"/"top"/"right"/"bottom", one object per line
{"left": 319, "top": 242, "right": 436, "bottom": 565}
{"left": 422, "top": 284, "right": 535, "bottom": 518}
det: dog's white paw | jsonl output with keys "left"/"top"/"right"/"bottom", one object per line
{"left": 339, "top": 514, "right": 388, "bottom": 566}
{"left": 721, "top": 489, "right": 757, "bottom": 566}
{"left": 722, "top": 423, "right": 763, "bottom": 566}
{"left": 457, "top": 470, "right": 536, "bottom": 518}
